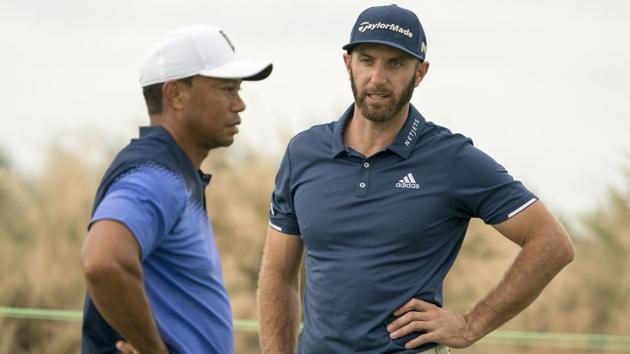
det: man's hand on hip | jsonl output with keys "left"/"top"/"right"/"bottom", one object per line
{"left": 387, "top": 298, "right": 474, "bottom": 350}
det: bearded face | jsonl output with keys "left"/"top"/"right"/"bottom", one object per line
{"left": 350, "top": 64, "right": 417, "bottom": 123}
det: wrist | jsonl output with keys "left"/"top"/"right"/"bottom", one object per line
{"left": 461, "top": 313, "right": 481, "bottom": 345}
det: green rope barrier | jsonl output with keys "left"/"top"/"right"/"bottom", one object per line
{"left": 0, "top": 307, "right": 81, "bottom": 321}
{"left": 482, "top": 330, "right": 630, "bottom": 351}
{"left": 0, "top": 307, "right": 260, "bottom": 332}
{"left": 1, "top": 306, "right": 629, "bottom": 350}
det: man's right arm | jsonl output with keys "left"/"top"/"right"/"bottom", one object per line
{"left": 257, "top": 226, "right": 304, "bottom": 354}
{"left": 81, "top": 220, "right": 168, "bottom": 354}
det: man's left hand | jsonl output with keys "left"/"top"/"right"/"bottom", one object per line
{"left": 387, "top": 298, "right": 474, "bottom": 349}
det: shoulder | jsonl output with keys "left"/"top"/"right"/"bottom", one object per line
{"left": 108, "top": 163, "right": 187, "bottom": 207}
{"left": 114, "top": 162, "right": 184, "bottom": 187}
{"left": 285, "top": 121, "right": 336, "bottom": 157}
{"left": 289, "top": 122, "right": 335, "bottom": 146}
{"left": 116, "top": 134, "right": 176, "bottom": 167}
{"left": 417, "top": 120, "right": 473, "bottom": 155}
{"left": 107, "top": 130, "right": 196, "bottom": 189}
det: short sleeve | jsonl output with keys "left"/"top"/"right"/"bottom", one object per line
{"left": 90, "top": 164, "right": 187, "bottom": 259}
{"left": 269, "top": 146, "right": 301, "bottom": 235}
{"left": 451, "top": 141, "right": 537, "bottom": 224}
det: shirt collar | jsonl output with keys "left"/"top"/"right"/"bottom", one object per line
{"left": 138, "top": 125, "right": 213, "bottom": 185}
{"left": 331, "top": 105, "right": 355, "bottom": 158}
{"left": 387, "top": 105, "right": 426, "bottom": 159}
{"left": 139, "top": 125, "right": 175, "bottom": 142}
{"left": 330, "top": 104, "right": 426, "bottom": 159}
{"left": 199, "top": 170, "right": 213, "bottom": 186}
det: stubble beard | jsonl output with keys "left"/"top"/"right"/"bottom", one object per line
{"left": 350, "top": 71, "right": 417, "bottom": 123}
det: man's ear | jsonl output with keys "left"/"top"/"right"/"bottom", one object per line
{"left": 343, "top": 53, "right": 352, "bottom": 75}
{"left": 414, "top": 61, "right": 430, "bottom": 87}
{"left": 162, "top": 80, "right": 189, "bottom": 111}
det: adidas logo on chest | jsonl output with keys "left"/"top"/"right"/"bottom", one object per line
{"left": 395, "top": 172, "right": 420, "bottom": 189}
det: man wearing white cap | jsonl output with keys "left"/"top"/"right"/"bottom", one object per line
{"left": 80, "top": 25, "right": 272, "bottom": 354}
{"left": 258, "top": 4, "right": 573, "bottom": 354}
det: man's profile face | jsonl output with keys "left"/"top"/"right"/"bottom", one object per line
{"left": 345, "top": 44, "right": 426, "bottom": 123}
{"left": 182, "top": 76, "right": 246, "bottom": 149}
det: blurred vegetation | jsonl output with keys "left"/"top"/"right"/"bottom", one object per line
{"left": 0, "top": 144, "right": 628, "bottom": 354}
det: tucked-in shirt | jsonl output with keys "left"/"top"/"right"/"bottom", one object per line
{"left": 269, "top": 104, "right": 537, "bottom": 354}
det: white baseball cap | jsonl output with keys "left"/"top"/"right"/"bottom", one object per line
{"left": 139, "top": 25, "right": 272, "bottom": 87}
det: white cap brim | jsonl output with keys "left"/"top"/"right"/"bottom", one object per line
{"left": 198, "top": 59, "right": 273, "bottom": 81}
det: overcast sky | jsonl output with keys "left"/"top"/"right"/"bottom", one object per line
{"left": 1, "top": 0, "right": 628, "bottom": 219}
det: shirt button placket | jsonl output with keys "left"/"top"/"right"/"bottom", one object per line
{"left": 356, "top": 160, "right": 371, "bottom": 197}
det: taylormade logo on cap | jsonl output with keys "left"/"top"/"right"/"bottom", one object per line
{"left": 343, "top": 5, "right": 427, "bottom": 61}
{"left": 358, "top": 21, "right": 413, "bottom": 39}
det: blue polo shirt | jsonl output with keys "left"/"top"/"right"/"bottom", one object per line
{"left": 82, "top": 126, "right": 233, "bottom": 354}
{"left": 269, "top": 104, "right": 537, "bottom": 354}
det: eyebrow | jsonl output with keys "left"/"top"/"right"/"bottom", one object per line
{"left": 389, "top": 56, "right": 411, "bottom": 62}
{"left": 355, "top": 49, "right": 411, "bottom": 61}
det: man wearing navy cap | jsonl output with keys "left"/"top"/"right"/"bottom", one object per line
{"left": 80, "top": 25, "right": 272, "bottom": 354}
{"left": 258, "top": 5, "right": 574, "bottom": 354}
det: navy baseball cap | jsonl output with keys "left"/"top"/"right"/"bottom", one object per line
{"left": 343, "top": 4, "right": 427, "bottom": 61}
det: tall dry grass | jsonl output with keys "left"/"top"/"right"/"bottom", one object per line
{"left": 0, "top": 146, "right": 96, "bottom": 353}
{"left": 0, "top": 143, "right": 628, "bottom": 353}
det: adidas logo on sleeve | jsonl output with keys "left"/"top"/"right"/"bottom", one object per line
{"left": 395, "top": 173, "right": 420, "bottom": 189}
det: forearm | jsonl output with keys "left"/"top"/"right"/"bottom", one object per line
{"left": 257, "top": 272, "right": 301, "bottom": 354}
{"left": 387, "top": 203, "right": 574, "bottom": 350}
{"left": 463, "top": 232, "right": 574, "bottom": 342}
{"left": 84, "top": 263, "right": 167, "bottom": 354}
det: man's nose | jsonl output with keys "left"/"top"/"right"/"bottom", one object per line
{"left": 231, "top": 93, "right": 246, "bottom": 113}
{"left": 368, "top": 63, "right": 388, "bottom": 87}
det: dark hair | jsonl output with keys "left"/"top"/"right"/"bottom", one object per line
{"left": 142, "top": 76, "right": 194, "bottom": 115}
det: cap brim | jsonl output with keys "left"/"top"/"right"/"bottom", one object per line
{"left": 343, "top": 40, "right": 424, "bottom": 61}
{"left": 198, "top": 59, "right": 273, "bottom": 81}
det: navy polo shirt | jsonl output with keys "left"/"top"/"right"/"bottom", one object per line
{"left": 269, "top": 104, "right": 537, "bottom": 354}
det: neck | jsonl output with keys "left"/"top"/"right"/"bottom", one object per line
{"left": 150, "top": 114, "right": 208, "bottom": 169}
{"left": 343, "top": 103, "right": 410, "bottom": 157}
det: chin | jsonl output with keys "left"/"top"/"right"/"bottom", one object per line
{"left": 205, "top": 138, "right": 233, "bottom": 150}
{"left": 220, "top": 138, "right": 235, "bottom": 147}
{"left": 363, "top": 109, "right": 394, "bottom": 122}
